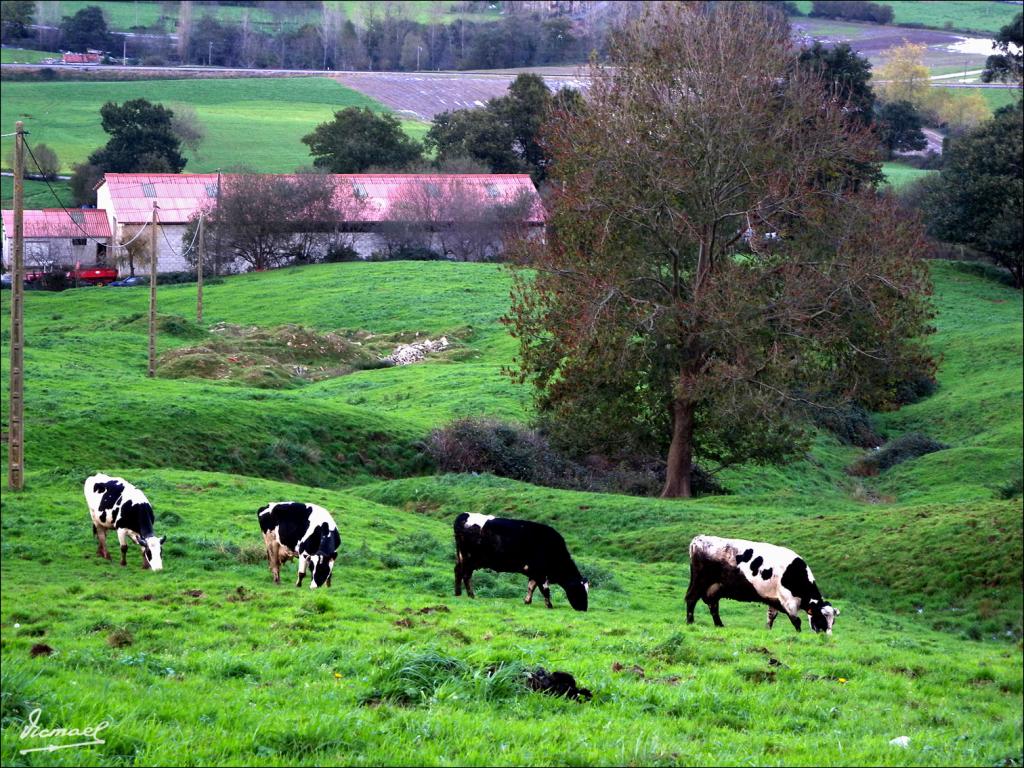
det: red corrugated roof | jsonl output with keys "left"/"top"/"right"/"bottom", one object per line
{"left": 99, "top": 173, "right": 546, "bottom": 225}
{"left": 1, "top": 208, "right": 111, "bottom": 239}
{"left": 62, "top": 52, "right": 102, "bottom": 64}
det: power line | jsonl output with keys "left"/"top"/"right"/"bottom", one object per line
{"left": 22, "top": 138, "right": 111, "bottom": 248}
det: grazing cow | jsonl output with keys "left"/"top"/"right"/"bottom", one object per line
{"left": 453, "top": 512, "right": 589, "bottom": 611}
{"left": 257, "top": 502, "right": 340, "bottom": 589}
{"left": 84, "top": 474, "right": 165, "bottom": 570}
{"left": 685, "top": 534, "right": 838, "bottom": 633}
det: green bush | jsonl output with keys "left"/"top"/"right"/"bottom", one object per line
{"left": 849, "top": 432, "right": 949, "bottom": 476}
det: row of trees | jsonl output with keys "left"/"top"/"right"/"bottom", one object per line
{"left": 300, "top": 73, "right": 575, "bottom": 184}
{"left": 176, "top": 171, "right": 535, "bottom": 273}
{"left": 2, "top": 1, "right": 633, "bottom": 72}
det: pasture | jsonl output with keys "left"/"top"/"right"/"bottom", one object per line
{"left": 0, "top": 77, "right": 430, "bottom": 174}
{"left": 0, "top": 177, "right": 75, "bottom": 210}
{"left": 0, "top": 48, "right": 59, "bottom": 64}
{"left": 791, "top": 0, "right": 1020, "bottom": 34}
{"left": 0, "top": 258, "right": 1021, "bottom": 765}
{"left": 880, "top": 162, "right": 935, "bottom": 190}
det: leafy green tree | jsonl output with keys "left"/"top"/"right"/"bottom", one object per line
{"left": 876, "top": 100, "right": 927, "bottom": 157}
{"left": 426, "top": 73, "right": 575, "bottom": 183}
{"left": 504, "top": 3, "right": 934, "bottom": 498}
{"left": 302, "top": 107, "right": 423, "bottom": 173}
{"left": 981, "top": 12, "right": 1022, "bottom": 85}
{"left": 0, "top": 0, "right": 35, "bottom": 39}
{"left": 88, "top": 99, "right": 187, "bottom": 174}
{"left": 798, "top": 41, "right": 875, "bottom": 125}
{"left": 60, "top": 5, "right": 114, "bottom": 52}
{"left": 923, "top": 101, "right": 1023, "bottom": 288}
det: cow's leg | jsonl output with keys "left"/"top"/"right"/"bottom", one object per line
{"left": 788, "top": 613, "right": 802, "bottom": 632}
{"left": 540, "top": 580, "right": 553, "bottom": 609}
{"left": 685, "top": 578, "right": 702, "bottom": 625}
{"left": 270, "top": 543, "right": 282, "bottom": 585}
{"left": 117, "top": 528, "right": 130, "bottom": 567}
{"left": 524, "top": 579, "right": 538, "bottom": 604}
{"left": 767, "top": 606, "right": 779, "bottom": 630}
{"left": 463, "top": 568, "right": 476, "bottom": 598}
{"left": 96, "top": 526, "right": 111, "bottom": 560}
{"left": 454, "top": 560, "right": 463, "bottom": 596}
{"left": 296, "top": 556, "right": 307, "bottom": 588}
{"left": 704, "top": 584, "right": 724, "bottom": 627}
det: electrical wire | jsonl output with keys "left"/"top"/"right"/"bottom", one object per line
{"left": 22, "top": 139, "right": 113, "bottom": 248}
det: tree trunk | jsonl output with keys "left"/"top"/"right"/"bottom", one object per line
{"left": 661, "top": 398, "right": 695, "bottom": 498}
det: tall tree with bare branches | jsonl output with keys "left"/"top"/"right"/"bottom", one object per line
{"left": 504, "top": 2, "right": 935, "bottom": 498}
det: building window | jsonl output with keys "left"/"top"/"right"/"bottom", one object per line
{"left": 72, "top": 238, "right": 87, "bottom": 245}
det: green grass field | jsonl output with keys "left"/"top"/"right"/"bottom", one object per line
{"left": 55, "top": 0, "right": 501, "bottom": 32}
{"left": 0, "top": 48, "right": 59, "bottom": 64}
{"left": 791, "top": 0, "right": 1020, "bottom": 34}
{"left": 0, "top": 77, "right": 430, "bottom": 174}
{"left": 1, "top": 260, "right": 1021, "bottom": 765}
{"left": 0, "top": 176, "right": 75, "bottom": 210}
{"left": 881, "top": 161, "right": 936, "bottom": 190}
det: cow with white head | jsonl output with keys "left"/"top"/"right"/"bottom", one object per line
{"left": 84, "top": 474, "right": 165, "bottom": 570}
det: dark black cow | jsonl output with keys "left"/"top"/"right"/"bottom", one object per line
{"left": 685, "top": 534, "right": 838, "bottom": 633}
{"left": 84, "top": 473, "right": 165, "bottom": 570}
{"left": 257, "top": 502, "right": 340, "bottom": 589}
{"left": 453, "top": 513, "right": 589, "bottom": 611}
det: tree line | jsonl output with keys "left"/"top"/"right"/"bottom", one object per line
{"left": 1, "top": 1, "right": 636, "bottom": 71}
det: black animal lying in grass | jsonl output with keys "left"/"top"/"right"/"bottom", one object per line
{"left": 526, "top": 668, "right": 592, "bottom": 701}
{"left": 453, "top": 512, "right": 589, "bottom": 611}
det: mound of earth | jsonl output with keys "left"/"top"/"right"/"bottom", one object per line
{"left": 156, "top": 323, "right": 462, "bottom": 388}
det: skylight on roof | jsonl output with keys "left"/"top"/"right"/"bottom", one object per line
{"left": 424, "top": 182, "right": 441, "bottom": 198}
{"left": 205, "top": 184, "right": 218, "bottom": 198}
{"left": 142, "top": 183, "right": 157, "bottom": 198}
{"left": 69, "top": 211, "right": 85, "bottom": 224}
{"left": 484, "top": 183, "right": 501, "bottom": 198}
{"left": 352, "top": 183, "right": 368, "bottom": 199}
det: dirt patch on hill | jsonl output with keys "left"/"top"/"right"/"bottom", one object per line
{"left": 156, "top": 323, "right": 464, "bottom": 388}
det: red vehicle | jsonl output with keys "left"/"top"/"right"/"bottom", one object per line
{"left": 65, "top": 265, "right": 118, "bottom": 286}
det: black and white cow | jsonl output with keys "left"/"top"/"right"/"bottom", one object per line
{"left": 84, "top": 473, "right": 165, "bottom": 570}
{"left": 453, "top": 513, "right": 589, "bottom": 611}
{"left": 686, "top": 534, "right": 838, "bottom": 633}
{"left": 257, "top": 502, "right": 340, "bottom": 590}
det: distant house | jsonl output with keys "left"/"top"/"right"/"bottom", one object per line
{"left": 94, "top": 173, "right": 545, "bottom": 273}
{"left": 1, "top": 209, "right": 111, "bottom": 271}
{"left": 62, "top": 51, "right": 103, "bottom": 65}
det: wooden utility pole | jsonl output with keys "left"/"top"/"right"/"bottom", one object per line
{"left": 7, "top": 121, "right": 25, "bottom": 490}
{"left": 196, "top": 215, "right": 204, "bottom": 324}
{"left": 148, "top": 201, "right": 158, "bottom": 377}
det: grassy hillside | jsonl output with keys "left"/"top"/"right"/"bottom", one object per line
{"left": 0, "top": 48, "right": 59, "bottom": 64}
{"left": 881, "top": 161, "right": 936, "bottom": 190}
{"left": 1, "top": 260, "right": 1021, "bottom": 765}
{"left": 791, "top": 0, "right": 1020, "bottom": 34}
{"left": 0, "top": 176, "right": 74, "bottom": 210}
{"left": 0, "top": 77, "right": 430, "bottom": 174}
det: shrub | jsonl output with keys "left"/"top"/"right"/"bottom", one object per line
{"left": 324, "top": 244, "right": 360, "bottom": 263}
{"left": 848, "top": 432, "right": 948, "bottom": 476}
{"left": 425, "top": 418, "right": 725, "bottom": 497}
{"left": 803, "top": 402, "right": 881, "bottom": 448}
